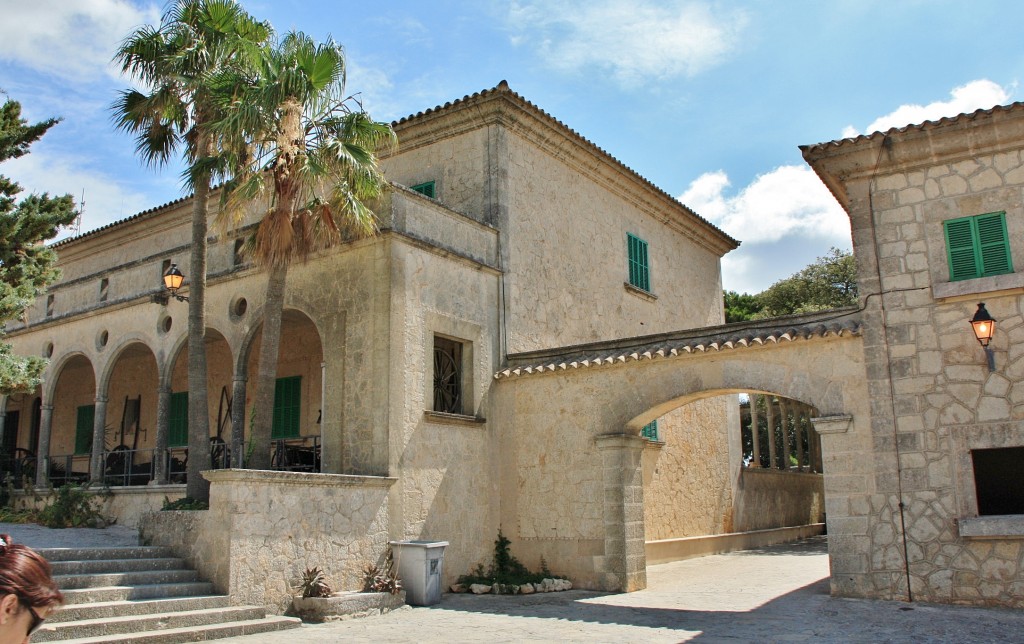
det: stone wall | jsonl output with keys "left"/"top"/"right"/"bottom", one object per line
{"left": 803, "top": 103, "right": 1024, "bottom": 607}
{"left": 641, "top": 398, "right": 736, "bottom": 540}
{"left": 12, "top": 485, "right": 184, "bottom": 527}
{"left": 732, "top": 468, "right": 825, "bottom": 532}
{"left": 141, "top": 470, "right": 395, "bottom": 614}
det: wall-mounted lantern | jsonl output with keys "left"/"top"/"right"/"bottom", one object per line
{"left": 970, "top": 302, "right": 996, "bottom": 371}
{"left": 154, "top": 263, "right": 189, "bottom": 304}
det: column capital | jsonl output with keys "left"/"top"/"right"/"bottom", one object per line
{"left": 812, "top": 414, "right": 853, "bottom": 435}
{"left": 94, "top": 395, "right": 109, "bottom": 404}
{"left": 596, "top": 433, "right": 647, "bottom": 451}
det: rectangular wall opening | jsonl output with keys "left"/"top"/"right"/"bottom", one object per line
{"left": 971, "top": 446, "right": 1024, "bottom": 515}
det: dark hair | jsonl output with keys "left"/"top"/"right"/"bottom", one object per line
{"left": 0, "top": 534, "right": 63, "bottom": 610}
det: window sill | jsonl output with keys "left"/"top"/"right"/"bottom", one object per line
{"left": 933, "top": 272, "right": 1024, "bottom": 301}
{"left": 624, "top": 283, "right": 657, "bottom": 301}
{"left": 958, "top": 515, "right": 1024, "bottom": 539}
{"left": 643, "top": 439, "right": 665, "bottom": 450}
{"left": 423, "top": 410, "right": 486, "bottom": 426}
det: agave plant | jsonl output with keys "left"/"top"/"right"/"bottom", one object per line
{"left": 299, "top": 566, "right": 331, "bottom": 598}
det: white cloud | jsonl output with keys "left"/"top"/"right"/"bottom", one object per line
{"left": 846, "top": 79, "right": 1012, "bottom": 137}
{"left": 0, "top": 0, "right": 160, "bottom": 82}
{"left": 680, "top": 166, "right": 852, "bottom": 294}
{"left": 5, "top": 151, "right": 154, "bottom": 240}
{"left": 681, "top": 166, "right": 849, "bottom": 244}
{"left": 507, "top": 0, "right": 747, "bottom": 86}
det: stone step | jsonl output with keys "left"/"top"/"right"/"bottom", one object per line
{"left": 52, "top": 616, "right": 302, "bottom": 643}
{"left": 37, "top": 547, "right": 171, "bottom": 562}
{"left": 50, "top": 557, "right": 188, "bottom": 576}
{"left": 32, "top": 606, "right": 270, "bottom": 642}
{"left": 55, "top": 569, "right": 199, "bottom": 590}
{"left": 61, "top": 582, "right": 217, "bottom": 604}
{"left": 49, "top": 595, "right": 230, "bottom": 623}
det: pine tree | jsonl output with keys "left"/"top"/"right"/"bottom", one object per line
{"left": 0, "top": 95, "right": 77, "bottom": 393}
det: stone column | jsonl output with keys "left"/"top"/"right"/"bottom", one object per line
{"left": 90, "top": 395, "right": 108, "bottom": 483}
{"left": 749, "top": 394, "right": 761, "bottom": 467}
{"left": 782, "top": 397, "right": 790, "bottom": 466}
{"left": 796, "top": 405, "right": 807, "bottom": 472}
{"left": 765, "top": 397, "right": 777, "bottom": 470}
{"left": 231, "top": 377, "right": 247, "bottom": 468}
{"left": 595, "top": 433, "right": 647, "bottom": 592}
{"left": 0, "top": 405, "right": 7, "bottom": 452}
{"left": 35, "top": 404, "right": 53, "bottom": 487}
{"left": 154, "top": 383, "right": 171, "bottom": 483}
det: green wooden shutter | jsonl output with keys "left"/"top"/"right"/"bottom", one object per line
{"left": 945, "top": 213, "right": 1013, "bottom": 281}
{"left": 74, "top": 405, "right": 95, "bottom": 455}
{"left": 168, "top": 392, "right": 188, "bottom": 448}
{"left": 411, "top": 181, "right": 435, "bottom": 198}
{"left": 945, "top": 217, "right": 979, "bottom": 281}
{"left": 627, "top": 233, "right": 650, "bottom": 291}
{"left": 272, "top": 376, "right": 301, "bottom": 439}
{"left": 641, "top": 419, "right": 659, "bottom": 441}
{"left": 976, "top": 212, "right": 1012, "bottom": 276}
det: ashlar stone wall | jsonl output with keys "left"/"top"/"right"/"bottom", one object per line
{"left": 803, "top": 103, "right": 1024, "bottom": 607}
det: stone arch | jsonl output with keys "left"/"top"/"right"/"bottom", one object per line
{"left": 43, "top": 350, "right": 96, "bottom": 402}
{"left": 98, "top": 337, "right": 160, "bottom": 394}
{"left": 236, "top": 307, "right": 325, "bottom": 468}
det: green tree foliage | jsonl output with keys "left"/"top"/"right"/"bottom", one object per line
{"left": 0, "top": 96, "right": 77, "bottom": 393}
{"left": 723, "top": 290, "right": 764, "bottom": 323}
{"left": 722, "top": 247, "right": 857, "bottom": 322}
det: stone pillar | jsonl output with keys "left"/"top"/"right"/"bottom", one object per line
{"left": 796, "top": 405, "right": 807, "bottom": 472}
{"left": 154, "top": 383, "right": 171, "bottom": 483}
{"left": 749, "top": 394, "right": 761, "bottom": 467}
{"left": 766, "top": 397, "right": 777, "bottom": 470}
{"left": 231, "top": 377, "right": 247, "bottom": 468}
{"left": 595, "top": 433, "right": 647, "bottom": 592}
{"left": 781, "top": 399, "right": 794, "bottom": 470}
{"left": 90, "top": 395, "right": 108, "bottom": 483}
{"left": 0, "top": 405, "right": 7, "bottom": 452}
{"left": 35, "top": 404, "right": 53, "bottom": 487}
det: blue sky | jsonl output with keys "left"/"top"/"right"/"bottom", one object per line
{"left": 1, "top": 1, "right": 1022, "bottom": 294}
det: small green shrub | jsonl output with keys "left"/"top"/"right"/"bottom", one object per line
{"left": 457, "top": 529, "right": 566, "bottom": 587}
{"left": 37, "top": 484, "right": 111, "bottom": 529}
{"left": 161, "top": 496, "right": 208, "bottom": 511}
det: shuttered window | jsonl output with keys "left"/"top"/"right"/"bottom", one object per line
{"left": 411, "top": 181, "right": 435, "bottom": 198}
{"left": 944, "top": 212, "right": 1012, "bottom": 281}
{"left": 74, "top": 405, "right": 95, "bottom": 455}
{"left": 627, "top": 233, "right": 650, "bottom": 291}
{"left": 168, "top": 392, "right": 188, "bottom": 448}
{"left": 641, "top": 419, "right": 659, "bottom": 441}
{"left": 272, "top": 376, "right": 301, "bottom": 439}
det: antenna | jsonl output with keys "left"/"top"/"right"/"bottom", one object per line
{"left": 73, "top": 189, "right": 84, "bottom": 236}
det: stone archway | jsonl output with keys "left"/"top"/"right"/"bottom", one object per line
{"left": 493, "top": 311, "right": 878, "bottom": 594}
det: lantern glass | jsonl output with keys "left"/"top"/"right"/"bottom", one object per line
{"left": 163, "top": 264, "right": 184, "bottom": 292}
{"left": 970, "top": 303, "right": 996, "bottom": 347}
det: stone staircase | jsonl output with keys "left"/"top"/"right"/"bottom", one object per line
{"left": 32, "top": 546, "right": 301, "bottom": 643}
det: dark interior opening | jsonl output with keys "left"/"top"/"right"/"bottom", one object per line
{"left": 971, "top": 446, "right": 1024, "bottom": 515}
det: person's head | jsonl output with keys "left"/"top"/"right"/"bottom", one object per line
{"left": 0, "top": 534, "right": 62, "bottom": 644}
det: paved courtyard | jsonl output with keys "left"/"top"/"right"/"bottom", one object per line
{"left": 222, "top": 536, "right": 1024, "bottom": 644}
{"left": 5, "top": 524, "right": 1022, "bottom": 643}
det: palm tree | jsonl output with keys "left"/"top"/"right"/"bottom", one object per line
{"left": 112, "top": 0, "right": 270, "bottom": 500}
{"left": 214, "top": 32, "right": 395, "bottom": 469}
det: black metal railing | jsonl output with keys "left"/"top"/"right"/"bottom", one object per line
{"left": 0, "top": 449, "right": 37, "bottom": 488}
{"left": 271, "top": 435, "right": 321, "bottom": 473}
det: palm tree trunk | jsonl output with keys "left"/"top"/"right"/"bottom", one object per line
{"left": 185, "top": 168, "right": 212, "bottom": 501}
{"left": 248, "top": 261, "right": 288, "bottom": 469}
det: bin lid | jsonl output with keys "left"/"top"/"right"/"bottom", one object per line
{"left": 390, "top": 540, "right": 450, "bottom": 547}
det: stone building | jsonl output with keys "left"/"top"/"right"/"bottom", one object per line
{"left": 803, "top": 101, "right": 1024, "bottom": 607}
{"left": 2, "top": 82, "right": 828, "bottom": 609}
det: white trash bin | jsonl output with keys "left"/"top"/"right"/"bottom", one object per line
{"left": 389, "top": 540, "right": 449, "bottom": 606}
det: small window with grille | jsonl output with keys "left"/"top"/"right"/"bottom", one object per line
{"left": 433, "top": 335, "right": 463, "bottom": 414}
